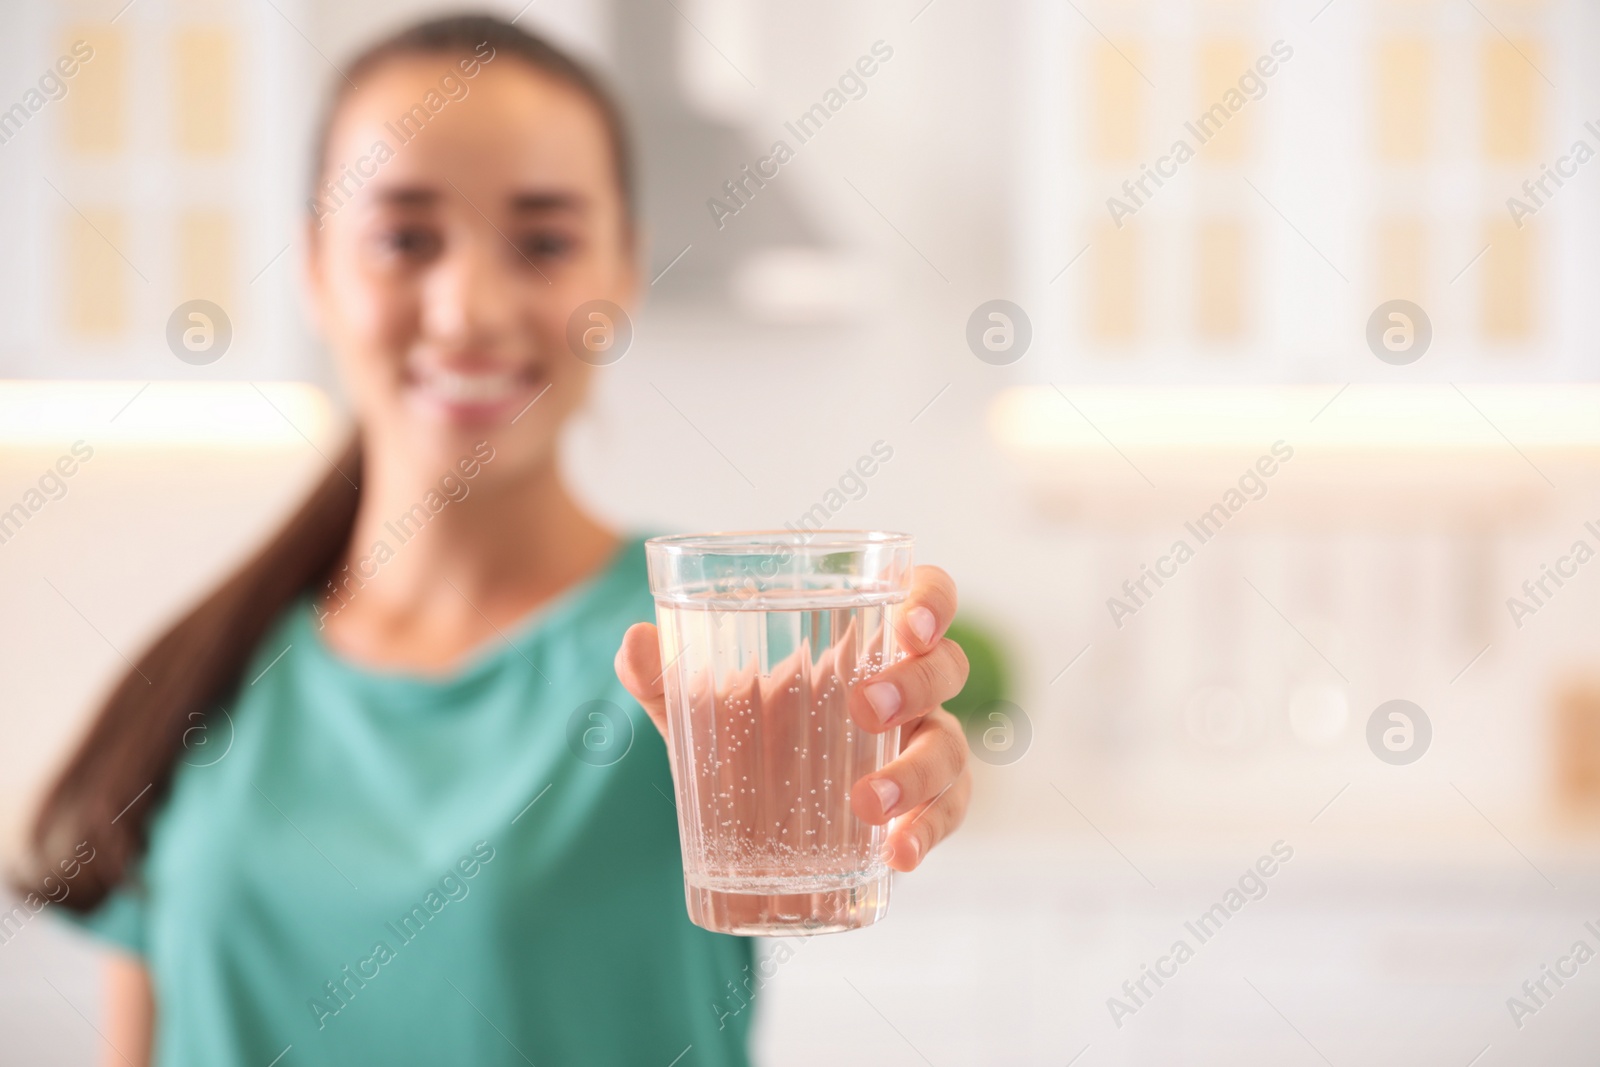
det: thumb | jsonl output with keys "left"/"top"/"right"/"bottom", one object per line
{"left": 614, "top": 622, "right": 669, "bottom": 737}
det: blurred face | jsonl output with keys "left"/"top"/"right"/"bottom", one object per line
{"left": 306, "top": 55, "right": 635, "bottom": 483}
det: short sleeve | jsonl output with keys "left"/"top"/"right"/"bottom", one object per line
{"left": 58, "top": 883, "right": 148, "bottom": 956}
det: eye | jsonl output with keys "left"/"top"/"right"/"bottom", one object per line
{"left": 375, "top": 226, "right": 442, "bottom": 262}
{"left": 514, "top": 230, "right": 576, "bottom": 262}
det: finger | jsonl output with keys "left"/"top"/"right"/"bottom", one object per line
{"left": 847, "top": 636, "right": 969, "bottom": 732}
{"left": 614, "top": 622, "right": 669, "bottom": 736}
{"left": 885, "top": 761, "right": 971, "bottom": 872}
{"left": 898, "top": 564, "right": 958, "bottom": 656}
{"left": 850, "top": 708, "right": 967, "bottom": 824}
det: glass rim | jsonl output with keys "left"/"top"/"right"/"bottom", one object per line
{"left": 644, "top": 529, "right": 914, "bottom": 555}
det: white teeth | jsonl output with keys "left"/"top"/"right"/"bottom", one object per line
{"left": 428, "top": 370, "right": 518, "bottom": 403}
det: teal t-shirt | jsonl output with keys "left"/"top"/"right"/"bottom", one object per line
{"left": 70, "top": 532, "right": 755, "bottom": 1066}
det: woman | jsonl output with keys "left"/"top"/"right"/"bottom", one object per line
{"left": 23, "top": 15, "right": 972, "bottom": 1066}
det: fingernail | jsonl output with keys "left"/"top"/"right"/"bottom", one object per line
{"left": 864, "top": 682, "right": 901, "bottom": 723}
{"left": 907, "top": 606, "right": 936, "bottom": 646}
{"left": 869, "top": 777, "right": 900, "bottom": 816}
{"left": 886, "top": 836, "right": 918, "bottom": 867}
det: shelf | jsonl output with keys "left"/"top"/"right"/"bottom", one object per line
{"left": 989, "top": 384, "right": 1600, "bottom": 529}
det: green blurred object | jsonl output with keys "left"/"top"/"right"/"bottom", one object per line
{"left": 818, "top": 550, "right": 854, "bottom": 574}
{"left": 939, "top": 615, "right": 1012, "bottom": 724}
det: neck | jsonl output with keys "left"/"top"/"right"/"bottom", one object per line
{"left": 316, "top": 435, "right": 619, "bottom": 668}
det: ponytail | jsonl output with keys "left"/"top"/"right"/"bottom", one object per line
{"left": 19, "top": 438, "right": 362, "bottom": 912}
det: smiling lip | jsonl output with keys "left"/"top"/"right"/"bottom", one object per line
{"left": 406, "top": 362, "right": 546, "bottom": 423}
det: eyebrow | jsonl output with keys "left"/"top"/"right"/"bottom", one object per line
{"left": 375, "top": 187, "right": 437, "bottom": 207}
{"left": 371, "top": 187, "right": 587, "bottom": 214}
{"left": 509, "top": 191, "right": 587, "bottom": 215}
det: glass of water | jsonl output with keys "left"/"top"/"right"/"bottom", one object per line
{"left": 645, "top": 530, "right": 915, "bottom": 935}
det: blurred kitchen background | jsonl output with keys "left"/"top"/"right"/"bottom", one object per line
{"left": 5, "top": 0, "right": 1600, "bottom": 1063}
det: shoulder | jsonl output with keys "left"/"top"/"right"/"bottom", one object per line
{"left": 243, "top": 592, "right": 314, "bottom": 680}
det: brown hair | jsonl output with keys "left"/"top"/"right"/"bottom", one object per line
{"left": 21, "top": 14, "right": 635, "bottom": 913}
{"left": 311, "top": 14, "right": 635, "bottom": 231}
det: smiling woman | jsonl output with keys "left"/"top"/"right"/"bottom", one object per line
{"left": 19, "top": 13, "right": 972, "bottom": 1067}
{"left": 306, "top": 18, "right": 637, "bottom": 469}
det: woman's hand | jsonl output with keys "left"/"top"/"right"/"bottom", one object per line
{"left": 614, "top": 565, "right": 972, "bottom": 873}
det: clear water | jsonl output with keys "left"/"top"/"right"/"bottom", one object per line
{"left": 655, "top": 588, "right": 906, "bottom": 933}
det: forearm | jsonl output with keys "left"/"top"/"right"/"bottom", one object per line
{"left": 104, "top": 953, "right": 153, "bottom": 1067}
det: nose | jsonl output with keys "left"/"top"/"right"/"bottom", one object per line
{"left": 422, "top": 222, "right": 520, "bottom": 349}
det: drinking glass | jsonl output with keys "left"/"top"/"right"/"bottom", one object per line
{"left": 645, "top": 530, "right": 914, "bottom": 935}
